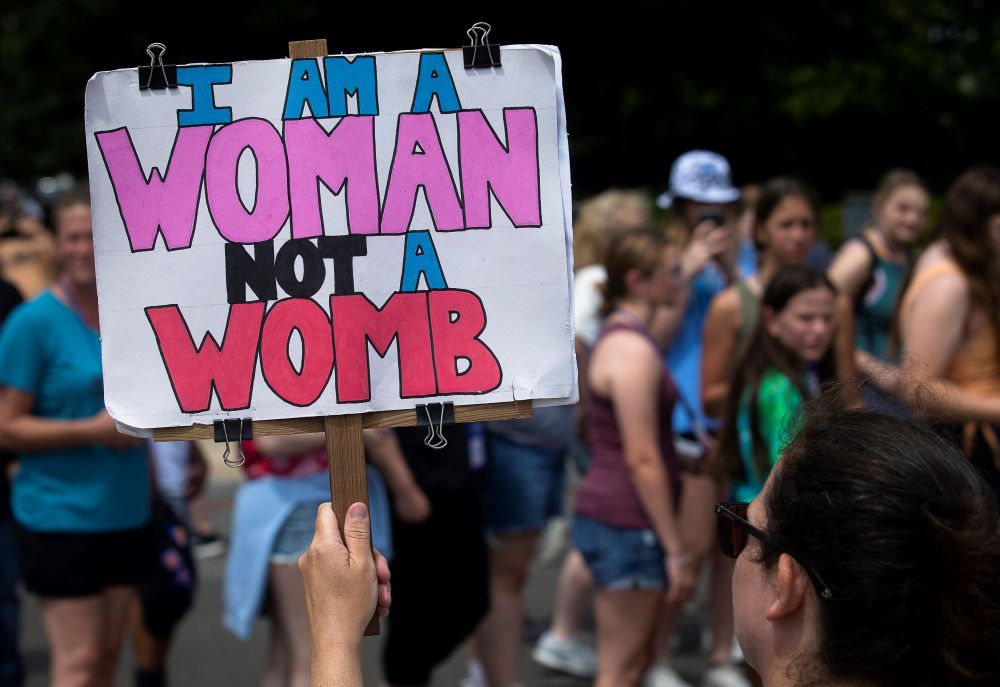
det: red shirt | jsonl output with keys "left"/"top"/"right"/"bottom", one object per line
{"left": 241, "top": 441, "right": 328, "bottom": 481}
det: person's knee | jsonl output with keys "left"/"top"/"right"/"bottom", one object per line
{"left": 492, "top": 562, "right": 530, "bottom": 594}
{"left": 54, "top": 642, "right": 103, "bottom": 684}
{"left": 489, "top": 537, "right": 536, "bottom": 591}
{"left": 623, "top": 646, "right": 652, "bottom": 685}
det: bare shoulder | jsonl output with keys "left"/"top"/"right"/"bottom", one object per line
{"left": 709, "top": 286, "right": 740, "bottom": 315}
{"left": 910, "top": 246, "right": 970, "bottom": 301}
{"left": 596, "top": 328, "right": 659, "bottom": 362}
{"left": 834, "top": 237, "right": 873, "bottom": 264}
{"left": 829, "top": 238, "right": 874, "bottom": 282}
{"left": 705, "top": 286, "right": 742, "bottom": 332}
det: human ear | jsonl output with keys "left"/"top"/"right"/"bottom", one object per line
{"left": 763, "top": 307, "right": 781, "bottom": 339}
{"left": 623, "top": 267, "right": 644, "bottom": 294}
{"left": 765, "top": 553, "right": 809, "bottom": 622}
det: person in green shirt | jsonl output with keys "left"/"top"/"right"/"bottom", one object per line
{"left": 719, "top": 266, "right": 838, "bottom": 502}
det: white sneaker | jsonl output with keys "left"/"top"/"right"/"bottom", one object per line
{"left": 644, "top": 664, "right": 694, "bottom": 687}
{"left": 702, "top": 662, "right": 750, "bottom": 687}
{"left": 531, "top": 631, "right": 597, "bottom": 678}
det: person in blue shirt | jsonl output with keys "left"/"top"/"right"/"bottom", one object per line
{"left": 0, "top": 187, "right": 152, "bottom": 687}
{"left": 655, "top": 151, "right": 746, "bottom": 687}
{"left": 0, "top": 277, "right": 24, "bottom": 687}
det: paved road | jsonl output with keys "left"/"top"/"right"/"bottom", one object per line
{"left": 18, "top": 478, "right": 712, "bottom": 686}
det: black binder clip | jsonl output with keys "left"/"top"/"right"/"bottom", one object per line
{"left": 417, "top": 402, "right": 454, "bottom": 449}
{"left": 463, "top": 22, "right": 501, "bottom": 69}
{"left": 138, "top": 43, "right": 177, "bottom": 90}
{"left": 213, "top": 417, "right": 253, "bottom": 468}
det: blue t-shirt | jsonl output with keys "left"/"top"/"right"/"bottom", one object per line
{"left": 665, "top": 263, "right": 727, "bottom": 435}
{"left": 0, "top": 291, "right": 149, "bottom": 532}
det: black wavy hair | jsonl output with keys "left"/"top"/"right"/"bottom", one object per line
{"left": 762, "top": 403, "right": 1000, "bottom": 685}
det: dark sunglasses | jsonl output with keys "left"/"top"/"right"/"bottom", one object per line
{"left": 715, "top": 501, "right": 834, "bottom": 601}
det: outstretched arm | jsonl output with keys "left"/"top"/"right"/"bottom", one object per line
{"left": 864, "top": 271, "right": 1000, "bottom": 423}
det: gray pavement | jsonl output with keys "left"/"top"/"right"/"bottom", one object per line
{"left": 18, "top": 478, "right": 714, "bottom": 686}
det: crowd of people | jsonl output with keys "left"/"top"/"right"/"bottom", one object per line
{"left": 0, "top": 149, "right": 999, "bottom": 687}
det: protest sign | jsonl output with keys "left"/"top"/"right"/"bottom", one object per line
{"left": 84, "top": 43, "right": 576, "bottom": 434}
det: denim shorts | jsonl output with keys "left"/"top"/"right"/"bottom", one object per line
{"left": 573, "top": 514, "right": 667, "bottom": 591}
{"left": 270, "top": 501, "right": 323, "bottom": 564}
{"left": 484, "top": 435, "right": 566, "bottom": 534}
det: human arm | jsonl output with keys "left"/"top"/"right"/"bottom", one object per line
{"left": 574, "top": 337, "right": 590, "bottom": 439}
{"left": 601, "top": 333, "right": 695, "bottom": 603}
{"left": 883, "top": 272, "right": 1000, "bottom": 423}
{"left": 185, "top": 441, "right": 208, "bottom": 498}
{"left": 827, "top": 238, "right": 874, "bottom": 303}
{"left": 363, "top": 428, "right": 430, "bottom": 523}
{"left": 648, "top": 300, "right": 687, "bottom": 350}
{"left": 701, "top": 288, "right": 741, "bottom": 418}
{"left": 0, "top": 387, "right": 141, "bottom": 452}
{"left": 0, "top": 307, "right": 141, "bottom": 452}
{"left": 832, "top": 292, "right": 860, "bottom": 401}
{"left": 299, "top": 502, "right": 391, "bottom": 687}
{"left": 682, "top": 220, "right": 731, "bottom": 280}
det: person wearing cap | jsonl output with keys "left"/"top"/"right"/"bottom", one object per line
{"left": 647, "top": 151, "right": 750, "bottom": 687}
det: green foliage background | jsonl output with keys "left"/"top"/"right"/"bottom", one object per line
{"left": 2, "top": 0, "right": 998, "bottom": 218}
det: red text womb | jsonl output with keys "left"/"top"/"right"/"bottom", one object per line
{"left": 145, "top": 289, "right": 502, "bottom": 413}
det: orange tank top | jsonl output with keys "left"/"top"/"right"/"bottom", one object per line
{"left": 900, "top": 260, "right": 1000, "bottom": 457}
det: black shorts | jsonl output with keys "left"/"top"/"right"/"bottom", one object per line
{"left": 382, "top": 489, "right": 489, "bottom": 686}
{"left": 16, "top": 523, "right": 155, "bottom": 598}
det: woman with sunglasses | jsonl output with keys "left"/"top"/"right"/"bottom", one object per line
{"left": 718, "top": 266, "right": 837, "bottom": 504}
{"left": 572, "top": 228, "right": 696, "bottom": 687}
{"left": 715, "top": 405, "right": 1000, "bottom": 686}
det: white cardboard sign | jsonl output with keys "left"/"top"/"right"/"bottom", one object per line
{"left": 84, "top": 45, "right": 576, "bottom": 432}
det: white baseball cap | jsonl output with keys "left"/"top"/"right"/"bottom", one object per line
{"left": 657, "top": 150, "right": 741, "bottom": 209}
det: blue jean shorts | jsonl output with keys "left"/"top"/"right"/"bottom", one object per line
{"left": 573, "top": 514, "right": 667, "bottom": 591}
{"left": 270, "top": 501, "right": 323, "bottom": 564}
{"left": 484, "top": 435, "right": 566, "bottom": 534}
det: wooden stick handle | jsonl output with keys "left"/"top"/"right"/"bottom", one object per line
{"left": 323, "top": 414, "right": 380, "bottom": 636}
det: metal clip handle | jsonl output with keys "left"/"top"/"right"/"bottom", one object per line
{"left": 464, "top": 22, "right": 501, "bottom": 69}
{"left": 214, "top": 418, "right": 252, "bottom": 468}
{"left": 417, "top": 403, "right": 455, "bottom": 450}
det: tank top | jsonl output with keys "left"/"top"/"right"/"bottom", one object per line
{"left": 852, "top": 234, "right": 912, "bottom": 359}
{"left": 575, "top": 318, "right": 682, "bottom": 530}
{"left": 899, "top": 259, "right": 1000, "bottom": 459}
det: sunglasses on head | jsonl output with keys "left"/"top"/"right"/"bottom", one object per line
{"left": 715, "top": 501, "right": 835, "bottom": 601}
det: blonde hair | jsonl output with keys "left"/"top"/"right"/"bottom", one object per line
{"left": 573, "top": 189, "right": 652, "bottom": 269}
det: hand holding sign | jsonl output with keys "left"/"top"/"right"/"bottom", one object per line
{"left": 299, "top": 502, "right": 390, "bottom": 682}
